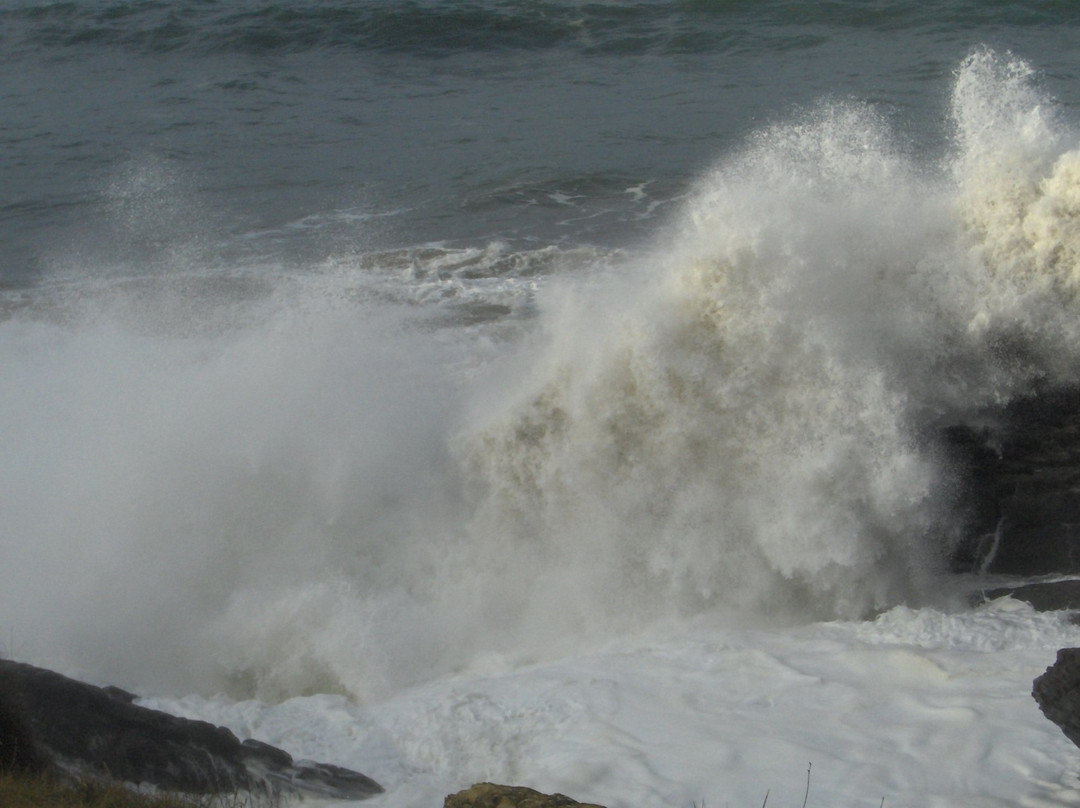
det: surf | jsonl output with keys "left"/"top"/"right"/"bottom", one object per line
{"left": 2, "top": 50, "right": 1079, "bottom": 705}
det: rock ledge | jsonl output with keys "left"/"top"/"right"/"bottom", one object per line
{"left": 0, "top": 659, "right": 382, "bottom": 800}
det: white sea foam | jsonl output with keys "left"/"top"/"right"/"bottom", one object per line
{"left": 1, "top": 51, "right": 1080, "bottom": 720}
{"left": 142, "top": 601, "right": 1080, "bottom": 808}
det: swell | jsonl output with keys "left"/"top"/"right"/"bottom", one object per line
{"left": 4, "top": 0, "right": 1075, "bottom": 59}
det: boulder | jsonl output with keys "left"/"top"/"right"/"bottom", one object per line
{"left": 0, "top": 659, "right": 382, "bottom": 799}
{"left": 1033, "top": 648, "right": 1080, "bottom": 749}
{"left": 445, "top": 782, "right": 607, "bottom": 808}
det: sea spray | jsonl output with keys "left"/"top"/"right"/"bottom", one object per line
{"left": 461, "top": 102, "right": 950, "bottom": 628}
{"left": 2, "top": 50, "right": 1080, "bottom": 703}
{"left": 0, "top": 290, "right": 467, "bottom": 699}
{"left": 459, "top": 50, "right": 1080, "bottom": 633}
{"left": 955, "top": 51, "right": 1080, "bottom": 309}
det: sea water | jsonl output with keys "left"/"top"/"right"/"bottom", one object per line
{"left": 4, "top": 2, "right": 1080, "bottom": 805}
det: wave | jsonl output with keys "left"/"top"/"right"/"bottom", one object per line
{"left": 2, "top": 50, "right": 1080, "bottom": 703}
{"left": 459, "top": 48, "right": 1080, "bottom": 626}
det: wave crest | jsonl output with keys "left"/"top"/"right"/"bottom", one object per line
{"left": 459, "top": 50, "right": 1080, "bottom": 631}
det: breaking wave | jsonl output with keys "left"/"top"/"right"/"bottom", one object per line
{"left": 459, "top": 50, "right": 1080, "bottom": 632}
{"left": 3, "top": 50, "right": 1080, "bottom": 702}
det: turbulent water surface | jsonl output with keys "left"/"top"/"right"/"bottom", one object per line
{"left": 4, "top": 2, "right": 1080, "bottom": 806}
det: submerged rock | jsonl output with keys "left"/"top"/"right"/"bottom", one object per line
{"left": 445, "top": 782, "right": 607, "bottom": 808}
{"left": 1033, "top": 648, "right": 1080, "bottom": 749}
{"left": 0, "top": 659, "right": 383, "bottom": 799}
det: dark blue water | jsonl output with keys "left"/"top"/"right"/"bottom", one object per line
{"left": 3, "top": 0, "right": 1079, "bottom": 286}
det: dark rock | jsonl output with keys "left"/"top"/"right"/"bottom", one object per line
{"left": 946, "top": 387, "right": 1080, "bottom": 576}
{"left": 0, "top": 659, "right": 383, "bottom": 799}
{"left": 445, "top": 782, "right": 607, "bottom": 808}
{"left": 287, "top": 759, "right": 386, "bottom": 799}
{"left": 976, "top": 579, "right": 1080, "bottom": 612}
{"left": 1034, "top": 648, "right": 1080, "bottom": 749}
{"left": 101, "top": 685, "right": 138, "bottom": 704}
{"left": 240, "top": 738, "right": 294, "bottom": 770}
{"left": 0, "top": 671, "right": 49, "bottom": 775}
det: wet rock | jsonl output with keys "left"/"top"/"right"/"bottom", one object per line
{"left": 1034, "top": 648, "right": 1080, "bottom": 749}
{"left": 0, "top": 659, "right": 382, "bottom": 799}
{"left": 445, "top": 782, "right": 607, "bottom": 808}
{"left": 947, "top": 387, "right": 1080, "bottom": 576}
{"left": 975, "top": 579, "right": 1080, "bottom": 612}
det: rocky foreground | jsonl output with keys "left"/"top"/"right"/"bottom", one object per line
{"left": 444, "top": 783, "right": 607, "bottom": 808}
{"left": 0, "top": 658, "right": 382, "bottom": 800}
{"left": 0, "top": 660, "right": 607, "bottom": 808}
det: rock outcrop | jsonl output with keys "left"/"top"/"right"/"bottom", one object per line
{"left": 947, "top": 387, "right": 1080, "bottom": 577}
{"left": 0, "top": 679, "right": 48, "bottom": 775}
{"left": 0, "top": 659, "right": 382, "bottom": 800}
{"left": 445, "top": 782, "right": 607, "bottom": 808}
{"left": 1034, "top": 648, "right": 1080, "bottom": 749}
{"left": 976, "top": 579, "right": 1080, "bottom": 612}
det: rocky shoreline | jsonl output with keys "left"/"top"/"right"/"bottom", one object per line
{"left": 0, "top": 662, "right": 609, "bottom": 808}
{"left": 0, "top": 658, "right": 382, "bottom": 801}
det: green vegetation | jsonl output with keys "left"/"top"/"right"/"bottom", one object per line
{"left": 0, "top": 772, "right": 222, "bottom": 808}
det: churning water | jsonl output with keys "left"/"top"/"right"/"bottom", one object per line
{"left": 5, "top": 5, "right": 1080, "bottom": 804}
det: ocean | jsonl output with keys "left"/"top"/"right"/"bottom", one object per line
{"left": 5, "top": 1, "right": 1080, "bottom": 805}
